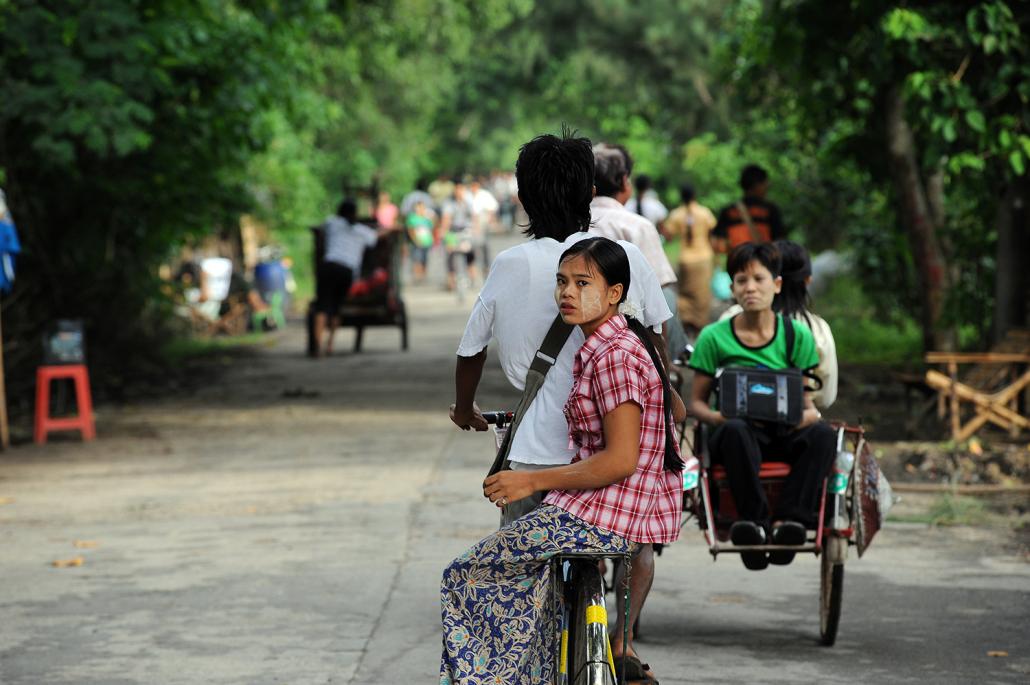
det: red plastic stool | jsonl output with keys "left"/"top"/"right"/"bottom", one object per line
{"left": 34, "top": 364, "right": 96, "bottom": 444}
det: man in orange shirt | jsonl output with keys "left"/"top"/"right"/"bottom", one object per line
{"left": 713, "top": 164, "right": 786, "bottom": 252}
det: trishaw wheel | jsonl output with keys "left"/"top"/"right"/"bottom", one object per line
{"left": 819, "top": 536, "right": 845, "bottom": 646}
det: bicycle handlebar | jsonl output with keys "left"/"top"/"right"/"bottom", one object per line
{"left": 481, "top": 411, "right": 514, "bottom": 427}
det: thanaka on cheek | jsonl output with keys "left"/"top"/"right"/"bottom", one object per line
{"left": 580, "top": 289, "right": 603, "bottom": 319}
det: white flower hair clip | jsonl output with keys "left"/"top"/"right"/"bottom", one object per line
{"left": 618, "top": 299, "right": 642, "bottom": 320}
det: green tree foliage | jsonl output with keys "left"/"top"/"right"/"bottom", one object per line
{"left": 738, "top": 0, "right": 1030, "bottom": 347}
{"left": 1, "top": 0, "right": 1024, "bottom": 404}
{"left": 0, "top": 0, "right": 329, "bottom": 395}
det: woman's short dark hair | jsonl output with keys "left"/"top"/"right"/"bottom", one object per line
{"left": 772, "top": 240, "right": 813, "bottom": 321}
{"left": 679, "top": 183, "right": 696, "bottom": 205}
{"left": 727, "top": 241, "right": 782, "bottom": 279}
{"left": 558, "top": 236, "right": 631, "bottom": 304}
{"left": 592, "top": 143, "right": 633, "bottom": 197}
{"left": 515, "top": 129, "right": 594, "bottom": 240}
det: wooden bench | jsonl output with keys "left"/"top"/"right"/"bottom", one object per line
{"left": 924, "top": 350, "right": 1030, "bottom": 441}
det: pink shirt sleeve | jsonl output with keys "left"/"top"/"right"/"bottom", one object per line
{"left": 590, "top": 348, "right": 649, "bottom": 417}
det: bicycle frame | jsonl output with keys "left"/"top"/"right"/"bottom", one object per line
{"left": 554, "top": 552, "right": 632, "bottom": 685}
{"left": 481, "top": 411, "right": 632, "bottom": 684}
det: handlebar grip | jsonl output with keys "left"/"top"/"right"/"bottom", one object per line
{"left": 481, "top": 411, "right": 514, "bottom": 426}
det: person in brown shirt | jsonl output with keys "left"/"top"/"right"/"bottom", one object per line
{"left": 664, "top": 183, "right": 717, "bottom": 337}
{"left": 713, "top": 164, "right": 786, "bottom": 252}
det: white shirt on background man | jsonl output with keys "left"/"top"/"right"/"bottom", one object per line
{"left": 589, "top": 196, "right": 677, "bottom": 287}
{"left": 457, "top": 232, "right": 671, "bottom": 466}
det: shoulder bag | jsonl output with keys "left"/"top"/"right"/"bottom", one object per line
{"left": 486, "top": 315, "right": 573, "bottom": 477}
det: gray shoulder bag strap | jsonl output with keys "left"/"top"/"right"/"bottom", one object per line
{"left": 486, "top": 315, "right": 574, "bottom": 477}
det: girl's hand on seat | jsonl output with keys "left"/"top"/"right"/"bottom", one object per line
{"left": 483, "top": 470, "right": 537, "bottom": 506}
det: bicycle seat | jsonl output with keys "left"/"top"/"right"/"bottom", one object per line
{"left": 710, "top": 461, "right": 791, "bottom": 480}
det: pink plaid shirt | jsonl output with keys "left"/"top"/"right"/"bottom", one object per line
{"left": 544, "top": 315, "right": 682, "bottom": 544}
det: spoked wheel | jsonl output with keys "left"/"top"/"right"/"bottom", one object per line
{"left": 567, "top": 561, "right": 616, "bottom": 685}
{"left": 819, "top": 536, "right": 845, "bottom": 646}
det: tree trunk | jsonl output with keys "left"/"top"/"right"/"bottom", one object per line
{"left": 993, "top": 177, "right": 1029, "bottom": 343}
{"left": 884, "top": 87, "right": 954, "bottom": 351}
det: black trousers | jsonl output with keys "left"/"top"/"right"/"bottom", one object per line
{"left": 709, "top": 418, "right": 836, "bottom": 529}
{"left": 315, "top": 262, "right": 354, "bottom": 316}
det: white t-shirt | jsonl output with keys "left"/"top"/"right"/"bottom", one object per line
{"left": 200, "top": 257, "right": 232, "bottom": 302}
{"left": 324, "top": 216, "right": 378, "bottom": 272}
{"left": 456, "top": 232, "right": 672, "bottom": 465}
{"left": 590, "top": 196, "right": 677, "bottom": 287}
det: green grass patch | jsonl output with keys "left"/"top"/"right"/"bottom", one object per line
{"left": 162, "top": 332, "right": 270, "bottom": 365}
{"left": 815, "top": 274, "right": 923, "bottom": 365}
{"left": 926, "top": 493, "right": 988, "bottom": 526}
{"left": 886, "top": 511, "right": 937, "bottom": 525}
{"left": 663, "top": 237, "right": 680, "bottom": 265}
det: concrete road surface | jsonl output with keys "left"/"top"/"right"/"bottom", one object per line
{"left": 1, "top": 250, "right": 1027, "bottom": 684}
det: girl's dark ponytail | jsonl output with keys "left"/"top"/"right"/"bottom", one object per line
{"left": 626, "top": 317, "right": 684, "bottom": 472}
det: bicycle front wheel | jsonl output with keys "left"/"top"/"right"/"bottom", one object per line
{"left": 566, "top": 560, "right": 616, "bottom": 685}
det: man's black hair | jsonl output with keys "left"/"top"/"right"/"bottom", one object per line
{"left": 515, "top": 127, "right": 594, "bottom": 240}
{"left": 592, "top": 143, "right": 633, "bottom": 197}
{"left": 557, "top": 237, "right": 684, "bottom": 473}
{"left": 727, "top": 241, "right": 782, "bottom": 279}
{"left": 739, "top": 164, "right": 768, "bottom": 192}
{"left": 679, "top": 183, "right": 696, "bottom": 205}
{"left": 336, "top": 199, "right": 357, "bottom": 221}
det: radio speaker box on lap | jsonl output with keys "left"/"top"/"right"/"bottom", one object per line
{"left": 717, "top": 367, "right": 804, "bottom": 426}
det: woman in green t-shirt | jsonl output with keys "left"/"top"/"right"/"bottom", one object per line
{"left": 687, "top": 242, "right": 836, "bottom": 571}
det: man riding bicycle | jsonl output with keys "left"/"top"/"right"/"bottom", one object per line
{"left": 448, "top": 130, "right": 673, "bottom": 684}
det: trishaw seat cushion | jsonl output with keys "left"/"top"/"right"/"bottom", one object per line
{"left": 711, "top": 461, "right": 791, "bottom": 481}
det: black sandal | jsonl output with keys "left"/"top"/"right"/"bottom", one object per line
{"left": 730, "top": 520, "right": 769, "bottom": 571}
{"left": 770, "top": 521, "right": 806, "bottom": 565}
{"left": 612, "top": 654, "right": 659, "bottom": 684}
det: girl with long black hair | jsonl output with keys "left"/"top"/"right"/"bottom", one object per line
{"left": 441, "top": 237, "right": 683, "bottom": 685}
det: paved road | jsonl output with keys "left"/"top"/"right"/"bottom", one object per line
{"left": 1, "top": 249, "right": 1027, "bottom": 684}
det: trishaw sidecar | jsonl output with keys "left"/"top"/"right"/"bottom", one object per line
{"left": 682, "top": 422, "right": 885, "bottom": 646}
